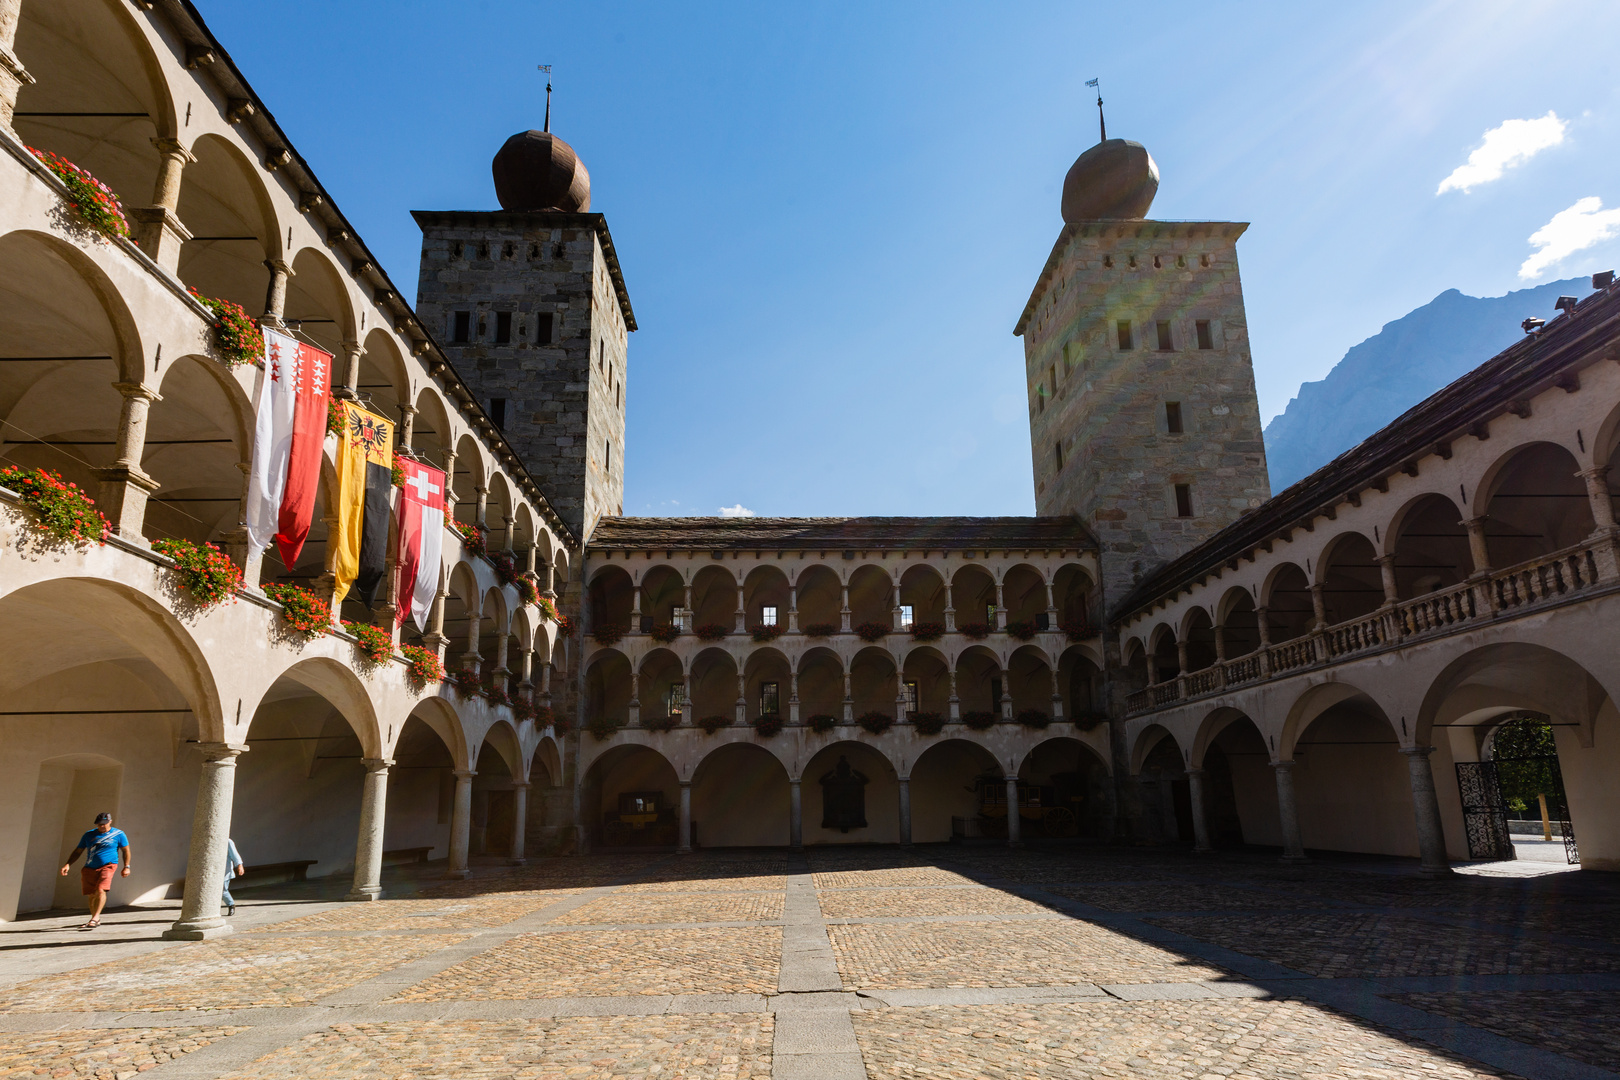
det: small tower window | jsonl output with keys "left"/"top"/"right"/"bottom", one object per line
{"left": 1175, "top": 483, "right": 1194, "bottom": 518}
{"left": 1196, "top": 320, "right": 1214, "bottom": 350}
{"left": 1165, "top": 402, "right": 1183, "bottom": 434}
{"left": 490, "top": 398, "right": 506, "bottom": 429}
{"left": 1036, "top": 384, "right": 1046, "bottom": 413}
{"left": 1054, "top": 441, "right": 1064, "bottom": 470}
{"left": 529, "top": 242, "right": 540, "bottom": 259}
{"left": 537, "top": 312, "right": 554, "bottom": 345}
{"left": 477, "top": 241, "right": 489, "bottom": 259}
{"left": 1116, "top": 320, "right": 1133, "bottom": 350}
{"left": 452, "top": 311, "right": 470, "bottom": 343}
{"left": 494, "top": 311, "right": 512, "bottom": 344}
{"left": 501, "top": 241, "right": 514, "bottom": 259}
{"left": 604, "top": 439, "right": 611, "bottom": 472}
{"left": 1200, "top": 254, "right": 1210, "bottom": 267}
{"left": 1156, "top": 321, "right": 1173, "bottom": 351}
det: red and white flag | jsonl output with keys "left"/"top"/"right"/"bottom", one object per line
{"left": 245, "top": 327, "right": 332, "bottom": 569}
{"left": 396, "top": 457, "right": 446, "bottom": 632}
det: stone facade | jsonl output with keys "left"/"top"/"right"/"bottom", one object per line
{"left": 414, "top": 210, "right": 634, "bottom": 542}
{"left": 1016, "top": 222, "right": 1271, "bottom": 605}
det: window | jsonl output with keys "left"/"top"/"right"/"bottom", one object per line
{"left": 1175, "top": 483, "right": 1194, "bottom": 518}
{"left": 760, "top": 605, "right": 778, "bottom": 627}
{"left": 904, "top": 680, "right": 919, "bottom": 712}
{"left": 986, "top": 602, "right": 996, "bottom": 625}
{"left": 604, "top": 439, "right": 611, "bottom": 472}
{"left": 899, "top": 604, "right": 913, "bottom": 629}
{"left": 494, "top": 311, "right": 512, "bottom": 344}
{"left": 1200, "top": 253, "right": 1210, "bottom": 267}
{"left": 452, "top": 311, "right": 470, "bottom": 343}
{"left": 537, "top": 312, "right": 554, "bottom": 345}
{"left": 1036, "top": 384, "right": 1045, "bottom": 413}
{"left": 1116, "top": 320, "right": 1133, "bottom": 350}
{"left": 990, "top": 677, "right": 1003, "bottom": 706}
{"left": 1054, "top": 440, "right": 1064, "bottom": 470}
{"left": 667, "top": 682, "right": 685, "bottom": 718}
{"left": 490, "top": 398, "right": 506, "bottom": 429}
{"left": 1049, "top": 363, "right": 1058, "bottom": 391}
{"left": 1196, "top": 320, "right": 1214, "bottom": 350}
{"left": 760, "top": 681, "right": 780, "bottom": 715}
{"left": 1156, "top": 321, "right": 1173, "bottom": 351}
{"left": 1165, "top": 401, "right": 1183, "bottom": 434}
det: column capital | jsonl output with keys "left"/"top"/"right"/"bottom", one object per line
{"left": 1580, "top": 465, "right": 1610, "bottom": 480}
{"left": 452, "top": 768, "right": 477, "bottom": 780}
{"left": 194, "top": 741, "right": 248, "bottom": 762}
{"left": 1376, "top": 552, "right": 1398, "bottom": 566}
{"left": 1271, "top": 758, "right": 1296, "bottom": 771}
{"left": 510, "top": 780, "right": 532, "bottom": 790}
{"left": 263, "top": 258, "right": 294, "bottom": 276}
{"left": 1184, "top": 766, "right": 1205, "bottom": 777}
{"left": 1398, "top": 744, "right": 1436, "bottom": 757}
{"left": 111, "top": 381, "right": 162, "bottom": 404}
{"left": 679, "top": 778, "right": 692, "bottom": 789}
{"left": 361, "top": 757, "right": 393, "bottom": 772}
{"left": 1461, "top": 515, "right": 1489, "bottom": 529}
{"left": 150, "top": 136, "right": 196, "bottom": 164}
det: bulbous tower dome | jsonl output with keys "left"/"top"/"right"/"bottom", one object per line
{"left": 1061, "top": 139, "right": 1158, "bottom": 222}
{"left": 492, "top": 130, "right": 591, "bottom": 213}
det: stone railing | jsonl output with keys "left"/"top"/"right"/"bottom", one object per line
{"left": 1125, "top": 532, "right": 1619, "bottom": 716}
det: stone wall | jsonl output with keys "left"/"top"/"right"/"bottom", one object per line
{"left": 414, "top": 210, "right": 629, "bottom": 543}
{"left": 1019, "top": 221, "right": 1272, "bottom": 607}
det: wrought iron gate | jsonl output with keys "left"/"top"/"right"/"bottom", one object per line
{"left": 1495, "top": 751, "right": 1579, "bottom": 864}
{"left": 1455, "top": 761, "right": 1513, "bottom": 861}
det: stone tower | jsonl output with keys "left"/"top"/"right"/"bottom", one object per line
{"left": 414, "top": 127, "right": 635, "bottom": 543}
{"left": 1015, "top": 137, "right": 1270, "bottom": 606}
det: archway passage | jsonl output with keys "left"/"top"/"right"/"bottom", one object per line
{"left": 382, "top": 712, "right": 457, "bottom": 865}
{"left": 1020, "top": 738, "right": 1111, "bottom": 839}
{"left": 1200, "top": 714, "right": 1273, "bottom": 849}
{"left": 583, "top": 745, "right": 678, "bottom": 851}
{"left": 691, "top": 743, "right": 789, "bottom": 848}
{"left": 910, "top": 738, "right": 1000, "bottom": 843}
{"left": 1291, "top": 693, "right": 1409, "bottom": 858}
{"left": 1139, "top": 731, "right": 1192, "bottom": 844}
{"left": 802, "top": 741, "right": 897, "bottom": 845}
{"left": 1483, "top": 443, "right": 1595, "bottom": 569}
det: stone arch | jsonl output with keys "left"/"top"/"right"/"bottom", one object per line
{"left": 401, "top": 696, "right": 471, "bottom": 771}
{"left": 482, "top": 718, "right": 526, "bottom": 782}
{"left": 796, "top": 645, "right": 845, "bottom": 721}
{"left": 794, "top": 563, "right": 842, "bottom": 629}
{"left": 1477, "top": 441, "right": 1595, "bottom": 568}
{"left": 898, "top": 563, "right": 947, "bottom": 627}
{"left": 688, "top": 563, "right": 738, "bottom": 631}
{"left": 582, "top": 742, "right": 679, "bottom": 850}
{"left": 512, "top": 503, "right": 537, "bottom": 556}
{"left": 636, "top": 647, "right": 684, "bottom": 721}
{"left": 1052, "top": 562, "right": 1094, "bottom": 630}
{"left": 584, "top": 647, "right": 632, "bottom": 729}
{"left": 800, "top": 739, "right": 899, "bottom": 843}
{"left": 1001, "top": 562, "right": 1048, "bottom": 624}
{"left": 910, "top": 737, "right": 1001, "bottom": 842}
{"left": 1181, "top": 607, "right": 1217, "bottom": 672}
{"left": 410, "top": 387, "right": 453, "bottom": 472}
{"left": 846, "top": 563, "right": 894, "bottom": 628}
{"left": 1019, "top": 735, "right": 1113, "bottom": 837}
{"left": 688, "top": 646, "right": 739, "bottom": 725}
{"left": 358, "top": 328, "right": 410, "bottom": 433}
{"left": 1316, "top": 530, "right": 1382, "bottom": 625}
{"left": 1216, "top": 586, "right": 1261, "bottom": 660}
{"left": 1131, "top": 723, "right": 1182, "bottom": 774}
{"left": 1261, "top": 561, "right": 1313, "bottom": 644}
{"left": 175, "top": 131, "right": 282, "bottom": 312}
{"left": 140, "top": 353, "right": 252, "bottom": 544}
{"left": 691, "top": 741, "right": 791, "bottom": 847}
{"left": 284, "top": 247, "right": 357, "bottom": 358}
{"left": 253, "top": 656, "right": 383, "bottom": 757}
{"left": 1148, "top": 623, "right": 1179, "bottom": 682}
{"left": 951, "top": 564, "right": 998, "bottom": 630}
{"left": 638, "top": 563, "right": 684, "bottom": 627}
{"left": 742, "top": 564, "right": 791, "bottom": 630}
{"left": 1007, "top": 643, "right": 1055, "bottom": 716}
{"left": 1415, "top": 641, "right": 1615, "bottom": 750}
{"left": 743, "top": 646, "right": 791, "bottom": 721}
{"left": 1058, "top": 643, "right": 1104, "bottom": 721}
{"left": 451, "top": 433, "right": 487, "bottom": 527}
{"left": 900, "top": 644, "right": 950, "bottom": 716}
{"left": 530, "top": 734, "right": 564, "bottom": 790}
{"left": 587, "top": 563, "right": 634, "bottom": 633}
{"left": 1386, "top": 491, "right": 1473, "bottom": 598}
{"left": 955, "top": 642, "right": 1003, "bottom": 717}
{"left": 486, "top": 472, "right": 515, "bottom": 552}
{"left": 849, "top": 644, "right": 899, "bottom": 718}
{"left": 1278, "top": 680, "right": 1399, "bottom": 762}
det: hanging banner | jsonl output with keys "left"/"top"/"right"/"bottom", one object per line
{"left": 332, "top": 401, "right": 394, "bottom": 604}
{"left": 244, "top": 328, "right": 299, "bottom": 556}
{"left": 396, "top": 457, "right": 446, "bottom": 631}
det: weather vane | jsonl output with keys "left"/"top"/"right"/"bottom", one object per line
{"left": 1086, "top": 77, "right": 1105, "bottom": 143}
{"left": 538, "top": 64, "right": 553, "bottom": 132}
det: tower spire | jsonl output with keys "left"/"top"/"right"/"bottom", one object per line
{"left": 539, "top": 64, "right": 552, "bottom": 133}
{"left": 1086, "top": 77, "right": 1105, "bottom": 143}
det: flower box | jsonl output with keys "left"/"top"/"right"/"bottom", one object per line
{"left": 694, "top": 623, "right": 729, "bottom": 642}
{"left": 854, "top": 621, "right": 890, "bottom": 642}
{"left": 857, "top": 710, "right": 893, "bottom": 735}
{"left": 807, "top": 713, "right": 839, "bottom": 734}
{"left": 803, "top": 623, "right": 839, "bottom": 638}
{"left": 909, "top": 622, "right": 945, "bottom": 642}
{"left": 961, "top": 710, "right": 998, "bottom": 731}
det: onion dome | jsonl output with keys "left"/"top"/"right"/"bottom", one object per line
{"left": 491, "top": 130, "right": 591, "bottom": 213}
{"left": 1061, "top": 139, "right": 1158, "bottom": 222}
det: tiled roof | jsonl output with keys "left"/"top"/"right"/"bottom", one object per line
{"left": 589, "top": 516, "right": 1097, "bottom": 551}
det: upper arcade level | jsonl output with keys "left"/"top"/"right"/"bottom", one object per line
{"left": 1113, "top": 273, "right": 1620, "bottom": 718}
{"left": 0, "top": 0, "right": 577, "bottom": 627}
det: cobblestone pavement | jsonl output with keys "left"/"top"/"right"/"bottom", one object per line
{"left": 1, "top": 847, "right": 1616, "bottom": 1078}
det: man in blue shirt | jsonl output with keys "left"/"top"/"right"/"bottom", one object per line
{"left": 59, "top": 812, "right": 131, "bottom": 930}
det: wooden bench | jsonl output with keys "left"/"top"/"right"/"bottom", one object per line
{"left": 235, "top": 860, "right": 317, "bottom": 889}
{"left": 382, "top": 847, "right": 433, "bottom": 865}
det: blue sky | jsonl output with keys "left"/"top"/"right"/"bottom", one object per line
{"left": 204, "top": 0, "right": 1620, "bottom": 518}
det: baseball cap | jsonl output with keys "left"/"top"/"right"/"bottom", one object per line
{"left": 94, "top": 812, "right": 111, "bottom": 824}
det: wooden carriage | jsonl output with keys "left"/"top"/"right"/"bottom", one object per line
{"left": 973, "top": 774, "right": 1082, "bottom": 838}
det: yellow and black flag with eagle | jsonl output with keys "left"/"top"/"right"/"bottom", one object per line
{"left": 333, "top": 401, "right": 395, "bottom": 605}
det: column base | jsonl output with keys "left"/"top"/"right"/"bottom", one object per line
{"left": 676, "top": 846, "right": 692, "bottom": 855}
{"left": 1279, "top": 853, "right": 1308, "bottom": 863}
{"left": 1419, "top": 864, "right": 1454, "bottom": 876}
{"left": 445, "top": 868, "right": 470, "bottom": 880}
{"left": 343, "top": 887, "right": 383, "bottom": 902}
{"left": 163, "top": 917, "right": 232, "bottom": 940}
{"left": 507, "top": 857, "right": 527, "bottom": 867}
{"left": 1193, "top": 845, "right": 1214, "bottom": 855}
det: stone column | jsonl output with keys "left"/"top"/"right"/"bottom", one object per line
{"left": 947, "top": 670, "right": 959, "bottom": 719}
{"left": 898, "top": 777, "right": 912, "bottom": 847}
{"left": 1463, "top": 516, "right": 1492, "bottom": 575}
{"left": 502, "top": 512, "right": 516, "bottom": 554}
{"left": 943, "top": 582, "right": 955, "bottom": 632}
{"left": 441, "top": 449, "right": 459, "bottom": 519}
{"left": 398, "top": 404, "right": 417, "bottom": 451}
{"left": 129, "top": 139, "right": 194, "bottom": 273}
{"left": 1581, "top": 466, "right": 1617, "bottom": 530}
{"left": 734, "top": 578, "right": 747, "bottom": 634}
{"left": 539, "top": 660, "right": 553, "bottom": 706}
{"left": 1273, "top": 760, "right": 1306, "bottom": 861}
{"left": 842, "top": 670, "right": 853, "bottom": 722}
{"left": 509, "top": 782, "right": 530, "bottom": 865}
{"left": 677, "top": 780, "right": 693, "bottom": 854}
{"left": 787, "top": 585, "right": 798, "bottom": 632}
{"left": 1175, "top": 640, "right": 1189, "bottom": 676}
{"left": 789, "top": 779, "right": 803, "bottom": 851}
{"left": 788, "top": 671, "right": 799, "bottom": 724}
{"left": 630, "top": 580, "right": 642, "bottom": 631}
{"left": 461, "top": 607, "right": 482, "bottom": 676}
{"left": 999, "top": 676, "right": 1012, "bottom": 719}
{"left": 1187, "top": 768, "right": 1212, "bottom": 853}
{"left": 1308, "top": 583, "right": 1327, "bottom": 630}
{"left": 0, "top": 0, "right": 34, "bottom": 131}
{"left": 165, "top": 743, "right": 244, "bottom": 940}
{"left": 333, "top": 340, "right": 363, "bottom": 400}
{"left": 840, "top": 583, "right": 851, "bottom": 632}
{"left": 1401, "top": 746, "right": 1452, "bottom": 875}
{"left": 517, "top": 646, "right": 535, "bottom": 698}
{"left": 447, "top": 770, "right": 475, "bottom": 878}
{"left": 425, "top": 590, "right": 449, "bottom": 660}
{"left": 96, "top": 382, "right": 162, "bottom": 540}
{"left": 1213, "top": 624, "right": 1227, "bottom": 663}
{"left": 344, "top": 758, "right": 391, "bottom": 902}
{"left": 1375, "top": 554, "right": 1400, "bottom": 607}
{"left": 994, "top": 581, "right": 1007, "bottom": 629}
{"left": 1255, "top": 606, "right": 1273, "bottom": 676}
{"left": 489, "top": 631, "right": 510, "bottom": 692}
{"left": 736, "top": 672, "right": 747, "bottom": 724}
{"left": 1044, "top": 580, "right": 1057, "bottom": 626}
{"left": 1005, "top": 776, "right": 1022, "bottom": 847}
{"left": 261, "top": 259, "right": 293, "bottom": 326}
{"left": 474, "top": 485, "right": 488, "bottom": 528}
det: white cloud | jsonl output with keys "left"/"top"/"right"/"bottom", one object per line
{"left": 1518, "top": 196, "right": 1620, "bottom": 280}
{"left": 1437, "top": 112, "right": 1566, "bottom": 195}
{"left": 718, "top": 504, "right": 755, "bottom": 518}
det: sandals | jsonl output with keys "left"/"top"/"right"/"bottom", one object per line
{"left": 78, "top": 919, "right": 99, "bottom": 930}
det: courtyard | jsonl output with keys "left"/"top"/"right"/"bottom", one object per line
{"left": 1, "top": 846, "right": 1616, "bottom": 1079}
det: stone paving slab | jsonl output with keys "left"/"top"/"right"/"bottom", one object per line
{"left": 0, "top": 934, "right": 466, "bottom": 1014}
{"left": 211, "top": 1015, "right": 773, "bottom": 1079}
{"left": 0, "top": 1024, "right": 244, "bottom": 1078}
{"left": 619, "top": 874, "right": 789, "bottom": 893}
{"left": 850, "top": 998, "right": 1516, "bottom": 1079}
{"left": 816, "top": 886, "right": 1054, "bottom": 919}
{"left": 550, "top": 890, "right": 784, "bottom": 925}
{"left": 388, "top": 926, "right": 784, "bottom": 1000}
{"left": 1154, "top": 912, "right": 1620, "bottom": 979}
{"left": 812, "top": 868, "right": 981, "bottom": 890}
{"left": 828, "top": 918, "right": 1229, "bottom": 989}
{"left": 243, "top": 893, "right": 582, "bottom": 933}
{"left": 1387, "top": 990, "right": 1620, "bottom": 1072}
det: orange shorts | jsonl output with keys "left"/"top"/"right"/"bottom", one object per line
{"left": 81, "top": 865, "right": 116, "bottom": 895}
